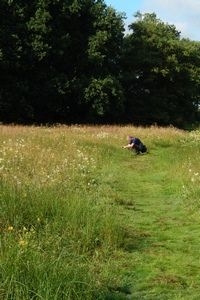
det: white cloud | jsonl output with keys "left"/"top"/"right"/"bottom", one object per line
{"left": 140, "top": 0, "right": 200, "bottom": 40}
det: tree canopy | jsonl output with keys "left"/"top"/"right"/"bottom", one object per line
{"left": 0, "top": 2, "right": 199, "bottom": 127}
{"left": 121, "top": 12, "right": 200, "bottom": 127}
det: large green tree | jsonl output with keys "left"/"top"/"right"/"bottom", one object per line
{"left": 0, "top": 0, "right": 124, "bottom": 123}
{"left": 121, "top": 12, "right": 200, "bottom": 127}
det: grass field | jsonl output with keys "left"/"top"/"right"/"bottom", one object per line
{"left": 0, "top": 125, "right": 200, "bottom": 300}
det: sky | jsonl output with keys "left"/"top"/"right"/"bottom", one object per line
{"left": 105, "top": 0, "right": 200, "bottom": 41}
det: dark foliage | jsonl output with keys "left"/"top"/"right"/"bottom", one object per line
{"left": 0, "top": 3, "right": 199, "bottom": 127}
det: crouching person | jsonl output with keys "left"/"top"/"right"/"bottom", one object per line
{"left": 123, "top": 136, "right": 147, "bottom": 155}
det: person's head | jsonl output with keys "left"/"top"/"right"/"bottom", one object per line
{"left": 127, "top": 135, "right": 133, "bottom": 142}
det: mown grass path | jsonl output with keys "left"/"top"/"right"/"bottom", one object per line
{"left": 101, "top": 143, "right": 200, "bottom": 300}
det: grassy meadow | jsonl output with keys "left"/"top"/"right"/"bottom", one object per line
{"left": 0, "top": 124, "right": 200, "bottom": 300}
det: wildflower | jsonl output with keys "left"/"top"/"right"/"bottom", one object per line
{"left": 19, "top": 239, "right": 28, "bottom": 247}
{"left": 8, "top": 226, "right": 14, "bottom": 231}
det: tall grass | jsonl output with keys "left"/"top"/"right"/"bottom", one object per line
{"left": 0, "top": 125, "right": 200, "bottom": 299}
{"left": 0, "top": 125, "right": 125, "bottom": 299}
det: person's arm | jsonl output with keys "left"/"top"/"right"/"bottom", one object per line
{"left": 123, "top": 142, "right": 134, "bottom": 149}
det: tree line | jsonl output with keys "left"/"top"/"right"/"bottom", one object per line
{"left": 0, "top": 0, "right": 200, "bottom": 127}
